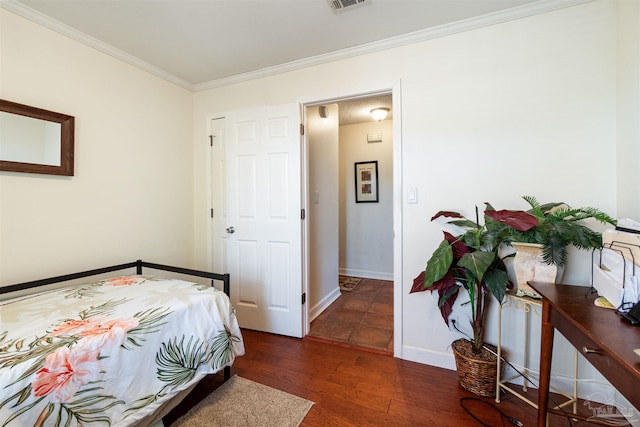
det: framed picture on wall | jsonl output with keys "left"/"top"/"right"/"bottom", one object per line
{"left": 354, "top": 161, "right": 379, "bottom": 203}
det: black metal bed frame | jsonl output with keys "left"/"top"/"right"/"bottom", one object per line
{"left": 0, "top": 259, "right": 232, "bottom": 381}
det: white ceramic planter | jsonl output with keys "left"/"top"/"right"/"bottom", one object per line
{"left": 510, "top": 242, "right": 563, "bottom": 298}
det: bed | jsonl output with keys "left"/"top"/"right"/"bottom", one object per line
{"left": 0, "top": 260, "right": 244, "bottom": 427}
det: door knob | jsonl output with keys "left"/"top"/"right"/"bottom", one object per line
{"left": 582, "top": 346, "right": 602, "bottom": 355}
{"left": 226, "top": 226, "right": 235, "bottom": 234}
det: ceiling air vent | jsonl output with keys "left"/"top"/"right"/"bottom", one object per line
{"left": 327, "top": 0, "right": 372, "bottom": 13}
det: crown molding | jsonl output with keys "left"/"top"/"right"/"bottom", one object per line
{"left": 195, "top": 0, "right": 592, "bottom": 92}
{"left": 2, "top": 0, "right": 592, "bottom": 93}
{"left": 0, "top": 0, "right": 195, "bottom": 91}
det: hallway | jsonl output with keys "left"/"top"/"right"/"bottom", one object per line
{"left": 307, "top": 278, "right": 393, "bottom": 353}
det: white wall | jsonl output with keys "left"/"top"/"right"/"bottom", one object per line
{"left": 339, "top": 119, "right": 393, "bottom": 280}
{"left": 307, "top": 104, "right": 341, "bottom": 321}
{"left": 193, "top": 0, "right": 635, "bottom": 402}
{"left": 0, "top": 9, "right": 195, "bottom": 285}
{"left": 616, "top": 0, "right": 640, "bottom": 219}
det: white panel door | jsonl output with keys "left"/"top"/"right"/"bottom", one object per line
{"left": 225, "top": 104, "right": 303, "bottom": 337}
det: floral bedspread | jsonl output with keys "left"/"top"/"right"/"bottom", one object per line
{"left": 0, "top": 275, "right": 244, "bottom": 426}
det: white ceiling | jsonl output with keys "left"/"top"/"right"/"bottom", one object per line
{"left": 333, "top": 94, "right": 393, "bottom": 126}
{"left": 3, "top": 0, "right": 584, "bottom": 123}
{"left": 8, "top": 0, "right": 566, "bottom": 87}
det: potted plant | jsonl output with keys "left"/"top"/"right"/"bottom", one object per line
{"left": 504, "top": 196, "right": 617, "bottom": 297}
{"left": 410, "top": 203, "right": 538, "bottom": 396}
{"left": 507, "top": 196, "right": 617, "bottom": 267}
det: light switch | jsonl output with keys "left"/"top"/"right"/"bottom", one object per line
{"left": 407, "top": 187, "right": 418, "bottom": 204}
{"left": 314, "top": 190, "right": 320, "bottom": 204}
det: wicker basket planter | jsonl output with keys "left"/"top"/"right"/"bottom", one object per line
{"left": 451, "top": 338, "right": 499, "bottom": 397}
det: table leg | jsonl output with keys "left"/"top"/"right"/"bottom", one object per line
{"left": 538, "top": 301, "right": 554, "bottom": 427}
{"left": 496, "top": 302, "right": 503, "bottom": 403}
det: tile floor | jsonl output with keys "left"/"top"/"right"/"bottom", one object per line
{"left": 307, "top": 277, "right": 393, "bottom": 353}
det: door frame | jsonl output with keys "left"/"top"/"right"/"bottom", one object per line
{"left": 301, "top": 81, "right": 403, "bottom": 357}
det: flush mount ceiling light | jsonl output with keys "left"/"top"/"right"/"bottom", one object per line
{"left": 370, "top": 107, "right": 389, "bottom": 121}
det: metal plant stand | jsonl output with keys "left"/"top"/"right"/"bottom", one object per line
{"left": 496, "top": 291, "right": 577, "bottom": 412}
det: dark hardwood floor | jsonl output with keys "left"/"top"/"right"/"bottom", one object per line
{"left": 164, "top": 329, "right": 620, "bottom": 426}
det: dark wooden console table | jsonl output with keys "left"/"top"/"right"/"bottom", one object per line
{"left": 529, "top": 282, "right": 640, "bottom": 426}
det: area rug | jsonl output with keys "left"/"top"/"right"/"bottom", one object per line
{"left": 339, "top": 275, "right": 362, "bottom": 292}
{"left": 172, "top": 375, "right": 313, "bottom": 427}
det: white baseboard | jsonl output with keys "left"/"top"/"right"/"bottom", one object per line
{"left": 309, "top": 287, "right": 341, "bottom": 322}
{"left": 339, "top": 268, "right": 393, "bottom": 281}
{"left": 400, "top": 344, "right": 457, "bottom": 371}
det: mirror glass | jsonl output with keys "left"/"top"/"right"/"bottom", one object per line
{"left": 1, "top": 112, "right": 62, "bottom": 166}
{"left": 0, "top": 99, "right": 74, "bottom": 176}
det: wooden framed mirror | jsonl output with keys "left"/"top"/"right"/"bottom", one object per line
{"left": 0, "top": 99, "right": 75, "bottom": 176}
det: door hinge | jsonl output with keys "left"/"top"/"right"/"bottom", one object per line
{"left": 210, "top": 208, "right": 214, "bottom": 218}
{"left": 301, "top": 209, "right": 305, "bottom": 220}
{"left": 299, "top": 123, "right": 304, "bottom": 135}
{"left": 302, "top": 293, "right": 306, "bottom": 305}
{"left": 209, "top": 135, "right": 213, "bottom": 147}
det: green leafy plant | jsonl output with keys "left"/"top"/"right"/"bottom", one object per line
{"left": 506, "top": 196, "right": 617, "bottom": 267}
{"left": 411, "top": 203, "right": 538, "bottom": 352}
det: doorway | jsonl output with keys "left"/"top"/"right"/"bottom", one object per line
{"left": 304, "top": 93, "right": 394, "bottom": 353}
{"left": 207, "top": 88, "right": 402, "bottom": 351}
